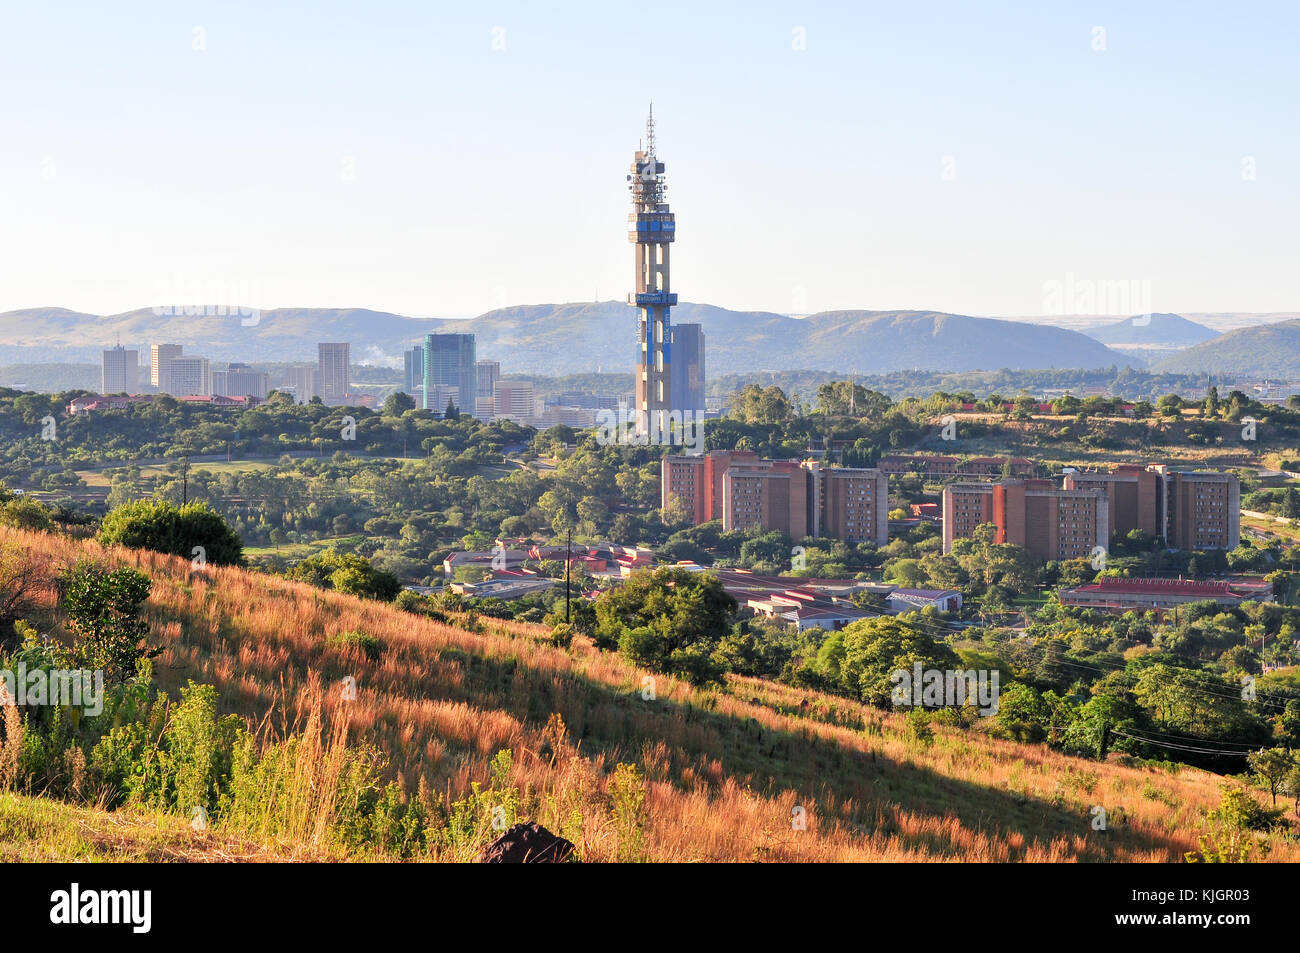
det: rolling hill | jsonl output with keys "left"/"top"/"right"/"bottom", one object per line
{"left": 0, "top": 303, "right": 1135, "bottom": 377}
{"left": 5, "top": 525, "right": 1292, "bottom": 862}
{"left": 1081, "top": 313, "right": 1219, "bottom": 348}
{"left": 1153, "top": 319, "right": 1300, "bottom": 377}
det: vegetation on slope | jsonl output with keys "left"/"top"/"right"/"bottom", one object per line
{"left": 3, "top": 526, "right": 1298, "bottom": 862}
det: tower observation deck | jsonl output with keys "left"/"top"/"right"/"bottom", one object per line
{"left": 628, "top": 105, "right": 676, "bottom": 438}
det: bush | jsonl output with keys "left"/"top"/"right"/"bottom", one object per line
{"left": 288, "top": 550, "right": 401, "bottom": 601}
{"left": 549, "top": 622, "right": 575, "bottom": 649}
{"left": 56, "top": 559, "right": 155, "bottom": 682}
{"left": 329, "top": 629, "right": 386, "bottom": 662}
{"left": 0, "top": 499, "right": 54, "bottom": 533}
{"left": 0, "top": 541, "right": 47, "bottom": 642}
{"left": 98, "top": 500, "right": 243, "bottom": 566}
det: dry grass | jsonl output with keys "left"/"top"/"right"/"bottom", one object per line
{"left": 0, "top": 792, "right": 336, "bottom": 862}
{"left": 6, "top": 525, "right": 1299, "bottom": 862}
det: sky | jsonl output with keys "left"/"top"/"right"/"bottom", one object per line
{"left": 1, "top": 1, "right": 1297, "bottom": 321}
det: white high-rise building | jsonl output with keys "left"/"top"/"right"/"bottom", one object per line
{"left": 150, "top": 343, "right": 183, "bottom": 388}
{"left": 102, "top": 345, "right": 138, "bottom": 394}
{"left": 160, "top": 356, "right": 211, "bottom": 396}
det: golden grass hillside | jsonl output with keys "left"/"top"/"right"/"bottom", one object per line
{"left": 6, "top": 526, "right": 1297, "bottom": 862}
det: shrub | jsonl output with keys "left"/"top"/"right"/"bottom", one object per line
{"left": 905, "top": 708, "right": 934, "bottom": 748}
{"left": 288, "top": 550, "right": 400, "bottom": 601}
{"left": 98, "top": 500, "right": 243, "bottom": 566}
{"left": 609, "top": 762, "right": 647, "bottom": 863}
{"left": 329, "top": 630, "right": 386, "bottom": 662}
{"left": 0, "top": 499, "right": 54, "bottom": 533}
{"left": 56, "top": 559, "right": 155, "bottom": 682}
{"left": 0, "top": 540, "right": 48, "bottom": 644}
{"left": 549, "top": 622, "right": 575, "bottom": 649}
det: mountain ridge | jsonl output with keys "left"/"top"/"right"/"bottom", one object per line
{"left": 0, "top": 302, "right": 1135, "bottom": 375}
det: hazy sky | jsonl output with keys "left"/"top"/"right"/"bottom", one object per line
{"left": 1, "top": 1, "right": 1296, "bottom": 320}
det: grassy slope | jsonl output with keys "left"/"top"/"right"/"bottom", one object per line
{"left": 0, "top": 793, "right": 331, "bottom": 862}
{"left": 6, "top": 526, "right": 1297, "bottom": 862}
{"left": 935, "top": 411, "right": 1284, "bottom": 469}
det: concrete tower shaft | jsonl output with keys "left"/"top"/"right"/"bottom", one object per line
{"left": 628, "top": 105, "right": 676, "bottom": 438}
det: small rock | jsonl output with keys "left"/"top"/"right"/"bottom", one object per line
{"left": 477, "top": 822, "right": 576, "bottom": 863}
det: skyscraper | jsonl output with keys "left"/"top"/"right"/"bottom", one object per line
{"left": 404, "top": 346, "right": 425, "bottom": 396}
{"left": 101, "top": 345, "right": 138, "bottom": 395}
{"left": 214, "top": 363, "right": 270, "bottom": 399}
{"left": 318, "top": 343, "right": 350, "bottom": 403}
{"left": 668, "top": 323, "right": 704, "bottom": 417}
{"left": 628, "top": 106, "right": 675, "bottom": 438}
{"left": 422, "top": 333, "right": 476, "bottom": 412}
{"left": 493, "top": 380, "right": 535, "bottom": 425}
{"left": 279, "top": 365, "right": 318, "bottom": 403}
{"left": 475, "top": 360, "right": 500, "bottom": 420}
{"left": 150, "top": 344, "right": 182, "bottom": 388}
{"left": 159, "top": 356, "right": 212, "bottom": 397}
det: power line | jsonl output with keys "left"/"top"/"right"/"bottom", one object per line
{"left": 1108, "top": 729, "right": 1254, "bottom": 757}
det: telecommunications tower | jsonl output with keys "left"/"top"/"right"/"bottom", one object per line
{"left": 627, "top": 105, "right": 676, "bottom": 438}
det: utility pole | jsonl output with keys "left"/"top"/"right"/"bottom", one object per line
{"left": 565, "top": 528, "right": 572, "bottom": 624}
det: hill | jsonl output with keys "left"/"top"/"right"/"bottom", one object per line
{"left": 1153, "top": 319, "right": 1300, "bottom": 377}
{"left": 1081, "top": 313, "right": 1219, "bottom": 348}
{"left": 793, "top": 310, "right": 1131, "bottom": 374}
{"left": 3, "top": 526, "right": 1290, "bottom": 862}
{"left": 0, "top": 303, "right": 1135, "bottom": 377}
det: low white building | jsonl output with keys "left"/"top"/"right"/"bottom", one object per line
{"left": 886, "top": 588, "right": 962, "bottom": 613}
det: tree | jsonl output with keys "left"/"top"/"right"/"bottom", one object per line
{"left": 0, "top": 498, "right": 54, "bottom": 532}
{"left": 1156, "top": 393, "right": 1184, "bottom": 417}
{"left": 1247, "top": 748, "right": 1295, "bottom": 807}
{"left": 815, "top": 381, "right": 892, "bottom": 418}
{"left": 995, "top": 683, "right": 1051, "bottom": 743}
{"left": 593, "top": 567, "right": 736, "bottom": 685}
{"left": 382, "top": 391, "right": 416, "bottom": 416}
{"left": 287, "top": 549, "right": 401, "bottom": 601}
{"left": 549, "top": 621, "right": 576, "bottom": 649}
{"left": 57, "top": 559, "right": 155, "bottom": 682}
{"left": 1283, "top": 762, "right": 1300, "bottom": 817}
{"left": 1283, "top": 488, "right": 1300, "bottom": 520}
{"left": 98, "top": 500, "right": 244, "bottom": 566}
{"left": 822, "top": 615, "right": 961, "bottom": 705}
{"left": 0, "top": 540, "right": 46, "bottom": 643}
{"left": 885, "top": 558, "right": 926, "bottom": 588}
{"left": 729, "top": 384, "right": 792, "bottom": 425}
{"left": 575, "top": 496, "right": 609, "bottom": 536}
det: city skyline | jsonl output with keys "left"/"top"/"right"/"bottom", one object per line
{"left": 2, "top": 3, "right": 1297, "bottom": 321}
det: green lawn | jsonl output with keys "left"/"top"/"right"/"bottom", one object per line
{"left": 76, "top": 459, "right": 279, "bottom": 487}
{"left": 242, "top": 534, "right": 365, "bottom": 559}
